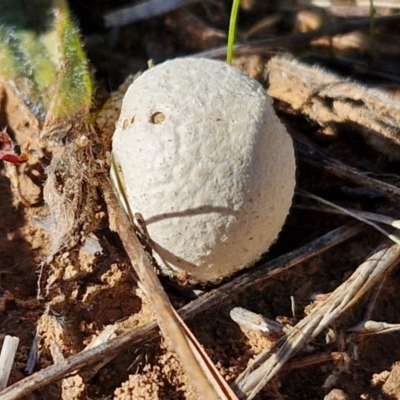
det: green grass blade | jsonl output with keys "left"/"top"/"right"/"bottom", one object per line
{"left": 226, "top": 0, "right": 240, "bottom": 65}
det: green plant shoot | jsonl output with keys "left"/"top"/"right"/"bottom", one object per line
{"left": 226, "top": 0, "right": 240, "bottom": 65}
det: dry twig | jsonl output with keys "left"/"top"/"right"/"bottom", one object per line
{"left": 226, "top": 306, "right": 283, "bottom": 338}
{"left": 298, "top": 190, "right": 400, "bottom": 246}
{"left": 349, "top": 320, "right": 400, "bottom": 334}
{"left": 0, "top": 337, "right": 19, "bottom": 391}
{"left": 268, "top": 56, "right": 400, "bottom": 160}
{"left": 293, "top": 135, "right": 400, "bottom": 200}
{"left": 102, "top": 176, "right": 235, "bottom": 400}
{"left": 233, "top": 240, "right": 400, "bottom": 399}
{"left": 295, "top": 203, "right": 400, "bottom": 229}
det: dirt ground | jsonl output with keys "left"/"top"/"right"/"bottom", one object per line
{"left": 2, "top": 1, "right": 400, "bottom": 399}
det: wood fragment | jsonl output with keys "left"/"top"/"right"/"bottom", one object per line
{"left": 225, "top": 306, "right": 283, "bottom": 338}
{"left": 79, "top": 325, "right": 120, "bottom": 381}
{"left": 349, "top": 320, "right": 400, "bottom": 334}
{"left": 282, "top": 352, "right": 337, "bottom": 371}
{"left": 0, "top": 336, "right": 19, "bottom": 391}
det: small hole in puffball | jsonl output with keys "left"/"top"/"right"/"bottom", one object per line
{"left": 150, "top": 112, "right": 165, "bottom": 124}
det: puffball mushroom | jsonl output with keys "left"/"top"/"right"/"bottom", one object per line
{"left": 111, "top": 57, "right": 296, "bottom": 284}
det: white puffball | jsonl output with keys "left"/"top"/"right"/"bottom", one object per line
{"left": 111, "top": 57, "right": 295, "bottom": 283}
